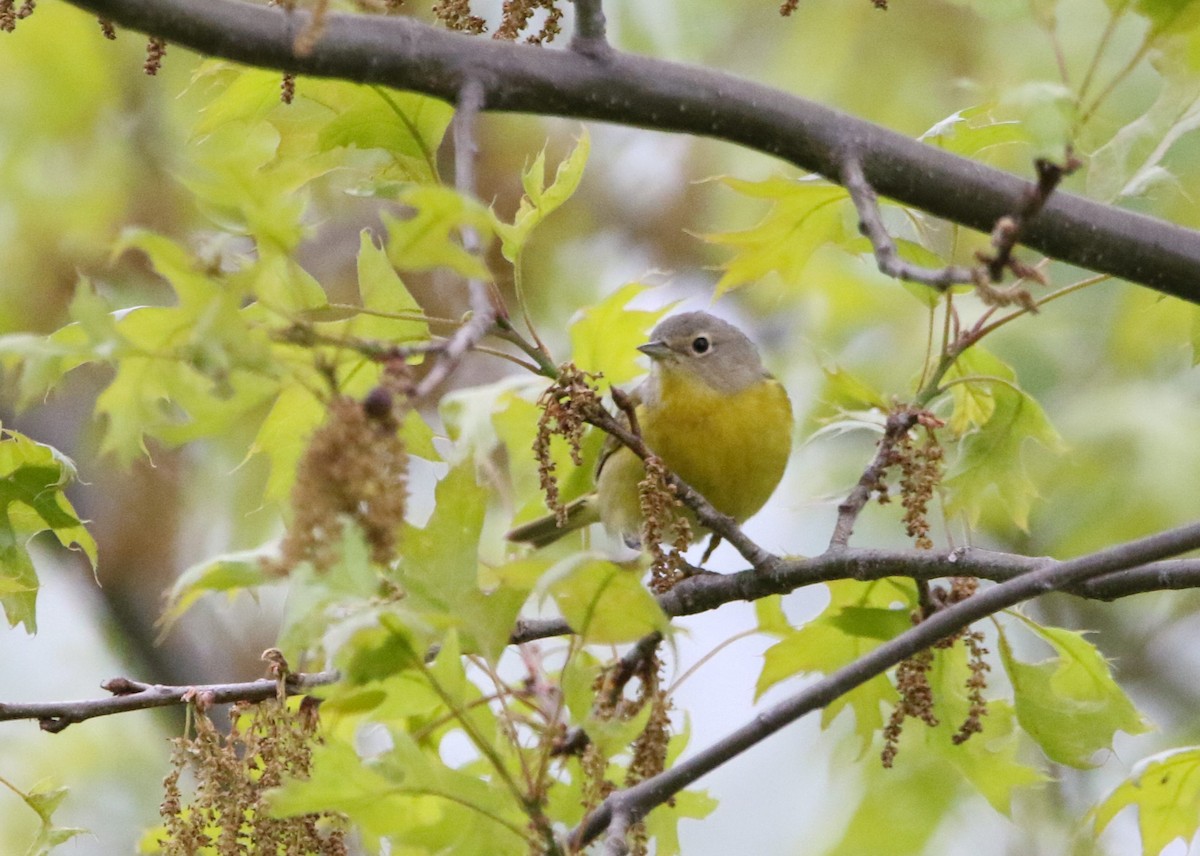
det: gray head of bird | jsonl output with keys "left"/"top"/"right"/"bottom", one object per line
{"left": 638, "top": 311, "right": 768, "bottom": 395}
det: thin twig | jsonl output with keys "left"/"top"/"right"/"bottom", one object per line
{"left": 842, "top": 156, "right": 977, "bottom": 289}
{"left": 570, "top": 0, "right": 610, "bottom": 57}
{"left": 0, "top": 671, "right": 339, "bottom": 733}
{"left": 413, "top": 78, "right": 501, "bottom": 399}
{"left": 570, "top": 520, "right": 1200, "bottom": 848}
{"left": 827, "top": 406, "right": 920, "bottom": 550}
{"left": 602, "top": 809, "right": 632, "bottom": 856}
{"left": 844, "top": 152, "right": 1081, "bottom": 301}
{"left": 978, "top": 154, "right": 1082, "bottom": 284}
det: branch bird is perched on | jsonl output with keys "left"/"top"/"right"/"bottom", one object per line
{"left": 507, "top": 311, "right": 794, "bottom": 550}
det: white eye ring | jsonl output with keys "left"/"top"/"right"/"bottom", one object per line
{"left": 691, "top": 336, "right": 710, "bottom": 354}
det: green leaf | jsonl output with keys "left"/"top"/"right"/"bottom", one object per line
{"left": 190, "top": 65, "right": 286, "bottom": 136}
{"left": 825, "top": 751, "right": 959, "bottom": 856}
{"left": 999, "top": 617, "right": 1152, "bottom": 768}
{"left": 495, "top": 129, "right": 591, "bottom": 262}
{"left": 568, "top": 282, "right": 671, "bottom": 387}
{"left": 1092, "top": 747, "right": 1200, "bottom": 856}
{"left": 942, "top": 349, "right": 1063, "bottom": 531}
{"left": 920, "top": 644, "right": 1046, "bottom": 814}
{"left": 268, "top": 735, "right": 528, "bottom": 853}
{"left": 352, "top": 229, "right": 430, "bottom": 344}
{"left": 399, "top": 461, "right": 531, "bottom": 662}
{"left": 1126, "top": 0, "right": 1200, "bottom": 34}
{"left": 1088, "top": 68, "right": 1200, "bottom": 202}
{"left": 0, "top": 778, "right": 87, "bottom": 856}
{"left": 249, "top": 383, "right": 328, "bottom": 505}
{"left": 644, "top": 784, "right": 718, "bottom": 856}
{"left": 998, "top": 81, "right": 1076, "bottom": 159}
{"left": 819, "top": 363, "right": 891, "bottom": 413}
{"left": 543, "top": 556, "right": 670, "bottom": 645}
{"left": 245, "top": 248, "right": 329, "bottom": 313}
{"left": 756, "top": 579, "right": 912, "bottom": 752}
{"left": 385, "top": 186, "right": 494, "bottom": 279}
{"left": 702, "top": 177, "right": 847, "bottom": 295}
{"left": 920, "top": 104, "right": 1027, "bottom": 159}
{"left": 160, "top": 545, "right": 276, "bottom": 633}
{"left": 0, "top": 428, "right": 97, "bottom": 633}
{"left": 317, "top": 86, "right": 452, "bottom": 184}
{"left": 943, "top": 348, "right": 998, "bottom": 435}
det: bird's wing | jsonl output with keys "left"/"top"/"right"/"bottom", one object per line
{"left": 595, "top": 382, "right": 644, "bottom": 478}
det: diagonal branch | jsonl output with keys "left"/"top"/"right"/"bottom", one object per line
{"left": 842, "top": 156, "right": 977, "bottom": 289}
{"left": 51, "top": 0, "right": 1200, "bottom": 305}
{"left": 570, "top": 519, "right": 1200, "bottom": 848}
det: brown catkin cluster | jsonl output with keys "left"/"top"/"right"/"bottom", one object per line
{"left": 637, "top": 455, "right": 692, "bottom": 593}
{"left": 624, "top": 655, "right": 672, "bottom": 856}
{"left": 533, "top": 363, "right": 601, "bottom": 526}
{"left": 97, "top": 17, "right": 116, "bottom": 38}
{"left": 270, "top": 383, "right": 410, "bottom": 575}
{"left": 953, "top": 629, "right": 991, "bottom": 744}
{"left": 143, "top": 37, "right": 167, "bottom": 75}
{"left": 883, "top": 577, "right": 991, "bottom": 764}
{"left": 891, "top": 414, "right": 944, "bottom": 550}
{"left": 281, "top": 73, "right": 297, "bottom": 104}
{"left": 158, "top": 697, "right": 346, "bottom": 855}
{"left": 494, "top": 0, "right": 562, "bottom": 44}
{"left": 432, "top": 0, "right": 487, "bottom": 33}
{"left": 973, "top": 273, "right": 1038, "bottom": 312}
{"left": 881, "top": 646, "right": 937, "bottom": 768}
{"left": 0, "top": 0, "right": 30, "bottom": 30}
{"left": 582, "top": 644, "right": 671, "bottom": 837}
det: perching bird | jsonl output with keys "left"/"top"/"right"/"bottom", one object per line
{"left": 506, "top": 311, "right": 793, "bottom": 550}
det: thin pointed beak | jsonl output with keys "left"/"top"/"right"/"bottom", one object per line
{"left": 637, "top": 340, "right": 672, "bottom": 359}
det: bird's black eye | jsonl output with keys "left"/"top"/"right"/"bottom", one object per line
{"left": 691, "top": 336, "right": 710, "bottom": 354}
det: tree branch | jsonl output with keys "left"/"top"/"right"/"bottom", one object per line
{"left": 53, "top": 0, "right": 1200, "bottom": 305}
{"left": 842, "top": 156, "right": 977, "bottom": 289}
{"left": 510, "top": 547, "right": 1200, "bottom": 644}
{"left": 571, "top": 519, "right": 1200, "bottom": 848}
{"left": 827, "top": 406, "right": 919, "bottom": 549}
{"left": 7, "top": 548, "right": 1200, "bottom": 730}
{"left": 0, "top": 671, "right": 339, "bottom": 733}
{"left": 413, "top": 77, "right": 499, "bottom": 398}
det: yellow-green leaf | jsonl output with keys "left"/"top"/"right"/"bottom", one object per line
{"left": 385, "top": 186, "right": 494, "bottom": 279}
{"left": 568, "top": 282, "right": 671, "bottom": 387}
{"left": 1000, "top": 617, "right": 1152, "bottom": 768}
{"left": 1092, "top": 747, "right": 1200, "bottom": 856}
{"left": 703, "top": 177, "right": 847, "bottom": 295}
{"left": 544, "top": 556, "right": 669, "bottom": 645}
{"left": 495, "top": 129, "right": 591, "bottom": 262}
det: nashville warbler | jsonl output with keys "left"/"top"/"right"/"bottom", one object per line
{"left": 506, "top": 311, "right": 793, "bottom": 549}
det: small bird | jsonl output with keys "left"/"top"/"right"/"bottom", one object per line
{"left": 506, "top": 311, "right": 793, "bottom": 550}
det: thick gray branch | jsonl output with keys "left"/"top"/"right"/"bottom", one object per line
{"left": 511, "top": 547, "right": 1200, "bottom": 643}
{"left": 57, "top": 0, "right": 1200, "bottom": 305}
{"left": 571, "top": 520, "right": 1200, "bottom": 847}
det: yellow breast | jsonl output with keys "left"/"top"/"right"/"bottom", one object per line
{"left": 596, "top": 369, "right": 793, "bottom": 540}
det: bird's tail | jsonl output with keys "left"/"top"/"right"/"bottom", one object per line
{"left": 505, "top": 495, "right": 600, "bottom": 547}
